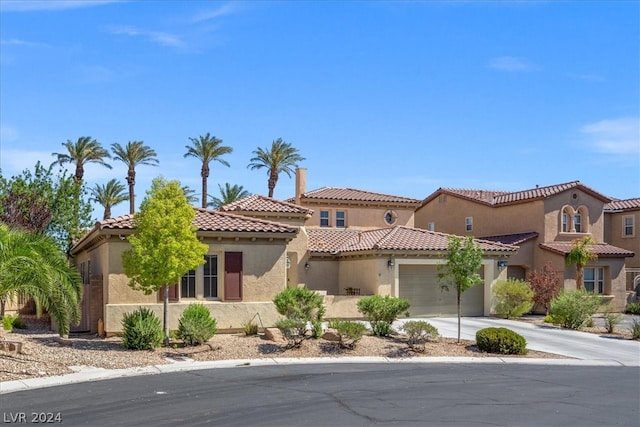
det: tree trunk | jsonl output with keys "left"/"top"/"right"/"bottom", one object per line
{"left": 576, "top": 264, "right": 583, "bottom": 290}
{"left": 127, "top": 168, "right": 136, "bottom": 214}
{"left": 268, "top": 170, "right": 278, "bottom": 198}
{"left": 457, "top": 289, "right": 461, "bottom": 343}
{"left": 201, "top": 165, "right": 209, "bottom": 208}
{"left": 103, "top": 206, "right": 111, "bottom": 220}
{"left": 163, "top": 285, "right": 170, "bottom": 347}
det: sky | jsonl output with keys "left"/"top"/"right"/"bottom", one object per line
{"left": 1, "top": 0, "right": 638, "bottom": 221}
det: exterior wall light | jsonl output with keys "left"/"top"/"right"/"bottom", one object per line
{"left": 497, "top": 260, "right": 507, "bottom": 270}
{"left": 304, "top": 262, "right": 311, "bottom": 271}
{"left": 387, "top": 258, "right": 395, "bottom": 269}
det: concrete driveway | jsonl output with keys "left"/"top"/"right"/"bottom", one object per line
{"left": 395, "top": 317, "right": 640, "bottom": 366}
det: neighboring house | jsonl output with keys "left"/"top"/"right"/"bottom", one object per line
{"left": 415, "top": 181, "right": 635, "bottom": 311}
{"left": 604, "top": 198, "right": 640, "bottom": 294}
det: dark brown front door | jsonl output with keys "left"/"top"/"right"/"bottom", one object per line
{"left": 224, "top": 252, "right": 243, "bottom": 301}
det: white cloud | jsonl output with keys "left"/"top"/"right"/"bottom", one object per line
{"left": 487, "top": 56, "right": 540, "bottom": 72}
{"left": 108, "top": 25, "right": 185, "bottom": 48}
{"left": 192, "top": 3, "right": 239, "bottom": 23}
{"left": 0, "top": 149, "right": 53, "bottom": 176}
{"left": 0, "top": 38, "right": 45, "bottom": 47}
{"left": 0, "top": 0, "right": 121, "bottom": 12}
{"left": 580, "top": 117, "right": 640, "bottom": 156}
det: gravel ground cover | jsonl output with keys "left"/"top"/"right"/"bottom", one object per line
{"left": 0, "top": 316, "right": 568, "bottom": 382}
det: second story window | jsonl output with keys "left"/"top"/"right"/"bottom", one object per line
{"left": 335, "top": 211, "right": 346, "bottom": 228}
{"left": 562, "top": 211, "right": 569, "bottom": 232}
{"left": 624, "top": 216, "right": 634, "bottom": 237}
{"left": 320, "top": 210, "right": 330, "bottom": 227}
{"left": 573, "top": 213, "right": 582, "bottom": 233}
{"left": 465, "top": 217, "right": 473, "bottom": 232}
{"left": 427, "top": 222, "right": 435, "bottom": 231}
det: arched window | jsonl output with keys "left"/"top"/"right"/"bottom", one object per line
{"left": 575, "top": 205, "right": 589, "bottom": 233}
{"left": 573, "top": 212, "right": 582, "bottom": 233}
{"left": 561, "top": 207, "right": 572, "bottom": 233}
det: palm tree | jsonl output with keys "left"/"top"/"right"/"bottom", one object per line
{"left": 566, "top": 236, "right": 598, "bottom": 290}
{"left": 248, "top": 138, "right": 305, "bottom": 198}
{"left": 90, "top": 179, "right": 129, "bottom": 220}
{"left": 181, "top": 185, "right": 199, "bottom": 205}
{"left": 111, "top": 141, "right": 159, "bottom": 214}
{"left": 51, "top": 136, "right": 112, "bottom": 182}
{"left": 208, "top": 183, "right": 251, "bottom": 208}
{"left": 184, "top": 133, "right": 233, "bottom": 208}
{"left": 0, "top": 224, "right": 82, "bottom": 336}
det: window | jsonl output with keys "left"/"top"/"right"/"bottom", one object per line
{"left": 573, "top": 212, "right": 582, "bottom": 233}
{"left": 335, "top": 211, "right": 346, "bottom": 228}
{"left": 384, "top": 210, "right": 398, "bottom": 226}
{"left": 181, "top": 269, "right": 196, "bottom": 298}
{"left": 584, "top": 267, "right": 604, "bottom": 294}
{"left": 465, "top": 217, "right": 473, "bottom": 232}
{"left": 562, "top": 211, "right": 569, "bottom": 232}
{"left": 320, "top": 210, "right": 330, "bottom": 227}
{"left": 427, "top": 222, "right": 435, "bottom": 231}
{"left": 203, "top": 255, "right": 218, "bottom": 298}
{"left": 624, "top": 216, "right": 634, "bottom": 237}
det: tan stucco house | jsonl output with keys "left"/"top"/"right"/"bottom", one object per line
{"left": 604, "top": 198, "right": 640, "bottom": 292}
{"left": 414, "top": 181, "right": 636, "bottom": 311}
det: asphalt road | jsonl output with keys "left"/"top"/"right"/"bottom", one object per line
{"left": 1, "top": 363, "right": 638, "bottom": 426}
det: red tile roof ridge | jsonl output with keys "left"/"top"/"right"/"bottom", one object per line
{"left": 218, "top": 194, "right": 313, "bottom": 215}
{"left": 299, "top": 187, "right": 421, "bottom": 203}
{"left": 605, "top": 198, "right": 640, "bottom": 211}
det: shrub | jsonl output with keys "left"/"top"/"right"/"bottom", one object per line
{"left": 357, "top": 295, "right": 410, "bottom": 337}
{"left": 401, "top": 320, "right": 440, "bottom": 352}
{"left": 544, "top": 314, "right": 560, "bottom": 324}
{"left": 2, "top": 315, "right": 17, "bottom": 331}
{"left": 177, "top": 304, "right": 218, "bottom": 346}
{"left": 121, "top": 307, "right": 164, "bottom": 350}
{"left": 550, "top": 290, "right": 600, "bottom": 330}
{"left": 273, "top": 287, "right": 325, "bottom": 339}
{"left": 632, "top": 319, "right": 640, "bottom": 340}
{"left": 332, "top": 320, "right": 367, "bottom": 349}
{"left": 242, "top": 319, "right": 259, "bottom": 336}
{"left": 527, "top": 262, "right": 561, "bottom": 315}
{"left": 476, "top": 327, "right": 527, "bottom": 355}
{"left": 275, "top": 318, "right": 308, "bottom": 348}
{"left": 602, "top": 304, "right": 623, "bottom": 334}
{"left": 625, "top": 302, "right": 640, "bottom": 315}
{"left": 492, "top": 279, "right": 534, "bottom": 319}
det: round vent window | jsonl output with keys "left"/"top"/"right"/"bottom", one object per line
{"left": 572, "top": 192, "right": 578, "bottom": 200}
{"left": 384, "top": 210, "right": 398, "bottom": 225}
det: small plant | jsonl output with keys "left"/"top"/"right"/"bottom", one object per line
{"left": 332, "top": 320, "right": 367, "bottom": 349}
{"left": 631, "top": 319, "right": 640, "bottom": 340}
{"left": 544, "top": 314, "right": 559, "bottom": 324}
{"left": 476, "top": 327, "right": 527, "bottom": 355}
{"left": 275, "top": 318, "right": 308, "bottom": 348}
{"left": 121, "top": 307, "right": 164, "bottom": 350}
{"left": 492, "top": 279, "right": 534, "bottom": 319}
{"left": 602, "top": 304, "right": 623, "bottom": 334}
{"left": 273, "top": 287, "right": 325, "bottom": 340}
{"left": 550, "top": 290, "right": 601, "bottom": 330}
{"left": 242, "top": 319, "right": 259, "bottom": 336}
{"left": 2, "top": 315, "right": 18, "bottom": 331}
{"left": 625, "top": 302, "right": 640, "bottom": 315}
{"left": 401, "top": 320, "right": 440, "bottom": 352}
{"left": 177, "top": 304, "right": 218, "bottom": 346}
{"left": 357, "top": 295, "right": 410, "bottom": 337}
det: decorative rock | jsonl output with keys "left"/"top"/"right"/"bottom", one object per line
{"left": 322, "top": 328, "right": 340, "bottom": 342}
{"left": 0, "top": 340, "right": 23, "bottom": 354}
{"left": 54, "top": 337, "right": 73, "bottom": 347}
{"left": 264, "top": 327, "right": 286, "bottom": 343}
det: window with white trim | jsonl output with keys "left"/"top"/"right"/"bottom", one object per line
{"left": 584, "top": 267, "right": 604, "bottom": 294}
{"left": 562, "top": 210, "right": 569, "bottom": 232}
{"left": 203, "top": 255, "right": 218, "bottom": 298}
{"left": 320, "top": 210, "right": 330, "bottom": 227}
{"left": 573, "top": 212, "right": 582, "bottom": 233}
{"left": 623, "top": 216, "right": 634, "bottom": 237}
{"left": 335, "top": 211, "right": 346, "bottom": 228}
{"left": 465, "top": 217, "right": 473, "bottom": 232}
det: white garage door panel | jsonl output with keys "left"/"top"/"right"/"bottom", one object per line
{"left": 399, "top": 265, "right": 484, "bottom": 316}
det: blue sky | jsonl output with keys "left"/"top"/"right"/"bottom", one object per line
{"left": 1, "top": 0, "right": 638, "bottom": 220}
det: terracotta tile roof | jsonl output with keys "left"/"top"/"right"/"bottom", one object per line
{"left": 218, "top": 195, "right": 313, "bottom": 216}
{"left": 308, "top": 227, "right": 518, "bottom": 254}
{"left": 605, "top": 198, "right": 640, "bottom": 212}
{"left": 98, "top": 208, "right": 297, "bottom": 233}
{"left": 423, "top": 181, "right": 612, "bottom": 207}
{"left": 539, "top": 242, "right": 635, "bottom": 258}
{"left": 480, "top": 232, "right": 539, "bottom": 246}
{"left": 292, "top": 187, "right": 421, "bottom": 205}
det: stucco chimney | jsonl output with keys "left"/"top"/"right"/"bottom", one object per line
{"left": 295, "top": 168, "right": 307, "bottom": 205}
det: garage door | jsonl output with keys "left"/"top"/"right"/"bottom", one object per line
{"left": 399, "top": 265, "right": 484, "bottom": 316}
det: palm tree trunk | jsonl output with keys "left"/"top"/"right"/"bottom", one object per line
{"left": 127, "top": 168, "right": 136, "bottom": 214}
{"left": 576, "top": 264, "right": 583, "bottom": 290}
{"left": 103, "top": 206, "right": 111, "bottom": 220}
{"left": 201, "top": 166, "right": 209, "bottom": 208}
{"left": 268, "top": 171, "right": 278, "bottom": 198}
{"left": 75, "top": 164, "right": 84, "bottom": 182}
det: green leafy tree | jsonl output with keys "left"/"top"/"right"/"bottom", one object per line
{"left": 51, "top": 136, "right": 112, "bottom": 182}
{"left": 0, "top": 224, "right": 82, "bottom": 336}
{"left": 122, "top": 178, "right": 208, "bottom": 345}
{"left": 111, "top": 141, "right": 159, "bottom": 214}
{"left": 248, "top": 138, "right": 305, "bottom": 198}
{"left": 0, "top": 162, "right": 92, "bottom": 252}
{"left": 90, "top": 179, "right": 129, "bottom": 220}
{"left": 208, "top": 183, "right": 251, "bottom": 208}
{"left": 566, "top": 236, "right": 598, "bottom": 290}
{"left": 184, "top": 133, "right": 233, "bottom": 208}
{"left": 438, "top": 236, "right": 483, "bottom": 342}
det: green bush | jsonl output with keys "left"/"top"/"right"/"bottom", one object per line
{"left": 1, "top": 315, "right": 26, "bottom": 331}
{"left": 242, "top": 319, "right": 259, "bottom": 336}
{"left": 492, "top": 279, "right": 534, "bottom": 319}
{"left": 273, "top": 287, "right": 325, "bottom": 339}
{"left": 275, "top": 318, "right": 308, "bottom": 348}
{"left": 625, "top": 302, "right": 640, "bottom": 315}
{"left": 543, "top": 314, "right": 560, "bottom": 324}
{"left": 550, "top": 290, "right": 601, "bottom": 330}
{"left": 602, "top": 304, "right": 623, "bottom": 334}
{"left": 121, "top": 307, "right": 164, "bottom": 350}
{"left": 401, "top": 320, "right": 440, "bottom": 352}
{"left": 177, "top": 304, "right": 218, "bottom": 346}
{"left": 631, "top": 319, "right": 640, "bottom": 340}
{"left": 357, "top": 295, "right": 410, "bottom": 337}
{"left": 476, "top": 327, "right": 527, "bottom": 355}
{"left": 332, "top": 320, "right": 367, "bottom": 349}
